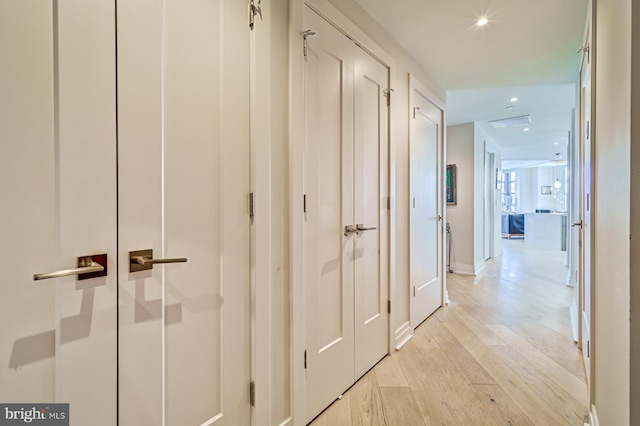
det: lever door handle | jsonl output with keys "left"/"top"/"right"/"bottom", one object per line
{"left": 571, "top": 220, "right": 583, "bottom": 228}
{"left": 129, "top": 249, "right": 187, "bottom": 272}
{"left": 356, "top": 224, "right": 377, "bottom": 232}
{"left": 34, "top": 254, "right": 107, "bottom": 281}
{"left": 344, "top": 225, "right": 357, "bottom": 237}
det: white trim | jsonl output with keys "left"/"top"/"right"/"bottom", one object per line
{"left": 277, "top": 417, "right": 293, "bottom": 426}
{"left": 252, "top": 0, "right": 273, "bottom": 422}
{"left": 394, "top": 321, "right": 414, "bottom": 350}
{"left": 449, "top": 263, "right": 476, "bottom": 276}
{"left": 474, "top": 260, "right": 486, "bottom": 275}
{"left": 589, "top": 404, "right": 599, "bottom": 426}
{"left": 288, "top": 0, "right": 305, "bottom": 423}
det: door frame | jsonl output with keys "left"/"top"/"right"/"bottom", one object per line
{"left": 484, "top": 149, "right": 496, "bottom": 260}
{"left": 576, "top": 0, "right": 595, "bottom": 404}
{"left": 290, "top": 0, "right": 395, "bottom": 421}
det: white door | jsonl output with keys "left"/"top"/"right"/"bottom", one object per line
{"left": 353, "top": 46, "right": 389, "bottom": 379}
{"left": 303, "top": 6, "right": 389, "bottom": 422}
{"left": 303, "top": 9, "right": 355, "bottom": 420}
{"left": 117, "top": 1, "right": 251, "bottom": 425}
{"left": 578, "top": 26, "right": 592, "bottom": 386}
{"left": 0, "top": 1, "right": 118, "bottom": 425}
{"left": 409, "top": 83, "right": 443, "bottom": 328}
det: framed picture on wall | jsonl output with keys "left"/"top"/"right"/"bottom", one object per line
{"left": 541, "top": 185, "right": 552, "bottom": 195}
{"left": 446, "top": 164, "right": 457, "bottom": 205}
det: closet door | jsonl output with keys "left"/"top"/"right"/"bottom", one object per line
{"left": 303, "top": 7, "right": 356, "bottom": 421}
{"left": 303, "top": 5, "right": 389, "bottom": 422}
{"left": 0, "top": 1, "right": 117, "bottom": 424}
{"left": 353, "top": 47, "right": 389, "bottom": 378}
{"left": 117, "top": 0, "right": 251, "bottom": 424}
{"left": 410, "top": 84, "right": 443, "bottom": 328}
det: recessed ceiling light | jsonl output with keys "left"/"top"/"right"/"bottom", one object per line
{"left": 524, "top": 128, "right": 530, "bottom": 132}
{"left": 510, "top": 97, "right": 518, "bottom": 103}
{"left": 477, "top": 17, "right": 488, "bottom": 26}
{"left": 554, "top": 142, "right": 559, "bottom": 145}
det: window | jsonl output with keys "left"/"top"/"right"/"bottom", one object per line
{"left": 500, "top": 171, "right": 516, "bottom": 213}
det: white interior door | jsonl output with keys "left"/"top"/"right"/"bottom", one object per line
{"left": 410, "top": 87, "right": 443, "bottom": 328}
{"left": 303, "top": 5, "right": 389, "bottom": 422}
{"left": 303, "top": 8, "right": 355, "bottom": 421}
{"left": 117, "top": 1, "right": 251, "bottom": 424}
{"left": 353, "top": 46, "right": 389, "bottom": 379}
{"left": 578, "top": 33, "right": 592, "bottom": 386}
{"left": 0, "top": 1, "right": 117, "bottom": 424}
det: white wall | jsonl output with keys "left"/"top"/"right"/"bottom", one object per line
{"left": 593, "top": 0, "right": 631, "bottom": 424}
{"left": 515, "top": 167, "right": 535, "bottom": 213}
{"left": 446, "top": 123, "right": 475, "bottom": 273}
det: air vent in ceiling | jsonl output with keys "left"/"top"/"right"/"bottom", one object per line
{"left": 489, "top": 114, "right": 532, "bottom": 128}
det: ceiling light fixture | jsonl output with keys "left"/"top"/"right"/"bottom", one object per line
{"left": 524, "top": 128, "right": 530, "bottom": 132}
{"left": 510, "top": 97, "right": 518, "bottom": 103}
{"left": 477, "top": 17, "right": 488, "bottom": 26}
{"left": 554, "top": 142, "right": 559, "bottom": 145}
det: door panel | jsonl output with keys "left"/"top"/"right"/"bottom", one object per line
{"left": 117, "top": 0, "right": 251, "bottom": 424}
{"left": 303, "top": 8, "right": 355, "bottom": 421}
{"left": 354, "top": 48, "right": 389, "bottom": 378}
{"left": 0, "top": 1, "right": 117, "bottom": 424}
{"left": 410, "top": 92, "right": 443, "bottom": 328}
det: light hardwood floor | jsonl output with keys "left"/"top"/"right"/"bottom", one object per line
{"left": 310, "top": 240, "right": 589, "bottom": 425}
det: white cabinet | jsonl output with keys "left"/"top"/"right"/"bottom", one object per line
{"left": 524, "top": 213, "right": 568, "bottom": 251}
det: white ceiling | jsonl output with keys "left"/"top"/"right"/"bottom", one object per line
{"left": 353, "top": 0, "right": 589, "bottom": 162}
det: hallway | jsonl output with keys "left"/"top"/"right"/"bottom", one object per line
{"left": 310, "top": 240, "right": 589, "bottom": 425}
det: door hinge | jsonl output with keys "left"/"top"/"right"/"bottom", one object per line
{"left": 303, "top": 194, "right": 307, "bottom": 213}
{"left": 383, "top": 88, "right": 394, "bottom": 106}
{"left": 302, "top": 30, "right": 317, "bottom": 58}
{"left": 387, "top": 300, "right": 391, "bottom": 314}
{"left": 387, "top": 196, "right": 391, "bottom": 210}
{"left": 250, "top": 192, "right": 255, "bottom": 221}
{"left": 587, "top": 340, "right": 590, "bottom": 358}
{"left": 413, "top": 286, "right": 416, "bottom": 297}
{"left": 304, "top": 350, "right": 307, "bottom": 369}
{"left": 249, "top": 0, "right": 262, "bottom": 31}
{"left": 249, "top": 381, "right": 255, "bottom": 406}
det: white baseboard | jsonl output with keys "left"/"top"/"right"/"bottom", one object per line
{"left": 394, "top": 321, "right": 413, "bottom": 350}
{"left": 590, "top": 404, "right": 599, "bottom": 426}
{"left": 569, "top": 297, "right": 579, "bottom": 343}
{"left": 474, "top": 260, "right": 486, "bottom": 275}
{"left": 449, "top": 263, "right": 476, "bottom": 275}
{"left": 277, "top": 417, "right": 292, "bottom": 426}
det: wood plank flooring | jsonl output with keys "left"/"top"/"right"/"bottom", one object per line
{"left": 310, "top": 240, "right": 589, "bottom": 425}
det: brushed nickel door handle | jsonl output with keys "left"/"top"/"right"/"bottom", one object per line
{"left": 33, "top": 254, "right": 107, "bottom": 281}
{"left": 129, "top": 249, "right": 187, "bottom": 272}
